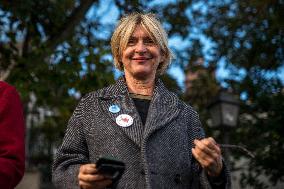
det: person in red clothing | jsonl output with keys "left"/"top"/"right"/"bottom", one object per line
{"left": 0, "top": 81, "right": 25, "bottom": 189}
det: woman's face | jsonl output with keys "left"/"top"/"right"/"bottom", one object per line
{"left": 121, "top": 25, "right": 164, "bottom": 80}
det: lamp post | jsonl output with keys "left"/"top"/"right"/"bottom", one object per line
{"left": 208, "top": 89, "right": 240, "bottom": 165}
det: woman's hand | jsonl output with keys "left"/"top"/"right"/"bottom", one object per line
{"left": 78, "top": 164, "right": 112, "bottom": 189}
{"left": 192, "top": 137, "right": 223, "bottom": 177}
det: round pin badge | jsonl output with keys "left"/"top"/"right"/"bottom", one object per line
{"left": 116, "top": 114, "right": 133, "bottom": 127}
{"left": 109, "top": 104, "right": 120, "bottom": 113}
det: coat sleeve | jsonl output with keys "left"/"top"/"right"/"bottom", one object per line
{"left": 0, "top": 83, "right": 25, "bottom": 189}
{"left": 189, "top": 108, "right": 231, "bottom": 189}
{"left": 52, "top": 98, "right": 90, "bottom": 189}
{"left": 204, "top": 162, "right": 231, "bottom": 189}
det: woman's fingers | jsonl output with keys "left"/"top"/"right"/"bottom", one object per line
{"left": 78, "top": 164, "right": 113, "bottom": 189}
{"left": 192, "top": 137, "right": 223, "bottom": 176}
{"left": 79, "top": 173, "right": 105, "bottom": 182}
{"left": 79, "top": 164, "right": 98, "bottom": 174}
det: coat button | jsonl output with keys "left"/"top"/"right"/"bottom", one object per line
{"left": 140, "top": 170, "right": 145, "bottom": 175}
{"left": 174, "top": 174, "right": 182, "bottom": 184}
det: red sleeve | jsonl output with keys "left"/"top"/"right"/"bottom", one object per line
{"left": 0, "top": 82, "right": 25, "bottom": 189}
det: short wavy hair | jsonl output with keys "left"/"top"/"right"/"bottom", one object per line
{"left": 111, "top": 12, "right": 173, "bottom": 75}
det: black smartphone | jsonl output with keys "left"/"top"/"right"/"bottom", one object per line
{"left": 96, "top": 157, "right": 125, "bottom": 181}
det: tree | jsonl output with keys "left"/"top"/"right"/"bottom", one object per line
{"left": 0, "top": 0, "right": 114, "bottom": 186}
{"left": 2, "top": 0, "right": 282, "bottom": 188}
{"left": 189, "top": 0, "right": 284, "bottom": 188}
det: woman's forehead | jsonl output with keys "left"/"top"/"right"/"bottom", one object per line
{"left": 131, "top": 25, "right": 150, "bottom": 37}
{"left": 129, "top": 24, "right": 155, "bottom": 39}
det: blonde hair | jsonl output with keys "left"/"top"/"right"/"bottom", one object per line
{"left": 111, "top": 12, "right": 173, "bottom": 75}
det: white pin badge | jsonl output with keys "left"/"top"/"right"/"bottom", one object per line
{"left": 116, "top": 114, "right": 133, "bottom": 127}
{"left": 109, "top": 104, "right": 120, "bottom": 113}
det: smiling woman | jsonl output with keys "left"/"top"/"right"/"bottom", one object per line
{"left": 52, "top": 12, "right": 231, "bottom": 189}
{"left": 121, "top": 25, "right": 164, "bottom": 82}
{"left": 111, "top": 13, "right": 172, "bottom": 76}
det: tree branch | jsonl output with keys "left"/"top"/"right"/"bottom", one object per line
{"left": 0, "top": 42, "right": 22, "bottom": 81}
{"left": 0, "top": 59, "right": 17, "bottom": 81}
{"left": 1, "top": 0, "right": 94, "bottom": 81}
{"left": 46, "top": 0, "right": 94, "bottom": 51}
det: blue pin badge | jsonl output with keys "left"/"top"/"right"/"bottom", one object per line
{"left": 109, "top": 104, "right": 120, "bottom": 113}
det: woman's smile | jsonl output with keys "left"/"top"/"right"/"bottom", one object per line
{"left": 131, "top": 56, "right": 153, "bottom": 62}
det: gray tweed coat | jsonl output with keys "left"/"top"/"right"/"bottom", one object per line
{"left": 52, "top": 78, "right": 231, "bottom": 189}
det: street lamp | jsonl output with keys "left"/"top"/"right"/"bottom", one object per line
{"left": 208, "top": 89, "right": 240, "bottom": 128}
{"left": 208, "top": 89, "right": 240, "bottom": 165}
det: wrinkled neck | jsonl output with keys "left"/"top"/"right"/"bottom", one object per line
{"left": 124, "top": 75, "right": 155, "bottom": 96}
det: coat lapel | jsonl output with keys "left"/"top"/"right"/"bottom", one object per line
{"left": 143, "top": 79, "right": 181, "bottom": 140}
{"left": 97, "top": 78, "right": 145, "bottom": 147}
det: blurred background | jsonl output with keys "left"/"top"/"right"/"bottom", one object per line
{"left": 0, "top": 0, "right": 283, "bottom": 188}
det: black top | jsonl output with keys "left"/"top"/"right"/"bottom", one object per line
{"left": 132, "top": 97, "right": 151, "bottom": 125}
{"left": 129, "top": 93, "right": 151, "bottom": 126}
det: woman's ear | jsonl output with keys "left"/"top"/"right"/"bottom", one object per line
{"left": 160, "top": 51, "right": 166, "bottom": 63}
{"left": 157, "top": 59, "right": 165, "bottom": 70}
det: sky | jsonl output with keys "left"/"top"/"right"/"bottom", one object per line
{"left": 86, "top": 0, "right": 284, "bottom": 91}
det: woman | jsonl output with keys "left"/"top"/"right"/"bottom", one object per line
{"left": 52, "top": 13, "right": 230, "bottom": 189}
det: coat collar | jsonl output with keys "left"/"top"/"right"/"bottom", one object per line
{"left": 97, "top": 76, "right": 181, "bottom": 147}
{"left": 98, "top": 76, "right": 178, "bottom": 100}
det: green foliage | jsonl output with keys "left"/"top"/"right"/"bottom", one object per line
{"left": 233, "top": 77, "right": 284, "bottom": 187}
{"left": 190, "top": 0, "right": 284, "bottom": 187}
{"left": 1, "top": 1, "right": 114, "bottom": 187}
{"left": 1, "top": 0, "right": 283, "bottom": 188}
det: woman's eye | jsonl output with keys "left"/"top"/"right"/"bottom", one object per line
{"left": 127, "top": 39, "right": 135, "bottom": 46}
{"left": 145, "top": 39, "right": 154, "bottom": 44}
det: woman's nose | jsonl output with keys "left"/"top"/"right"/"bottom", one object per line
{"left": 135, "top": 41, "right": 147, "bottom": 53}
